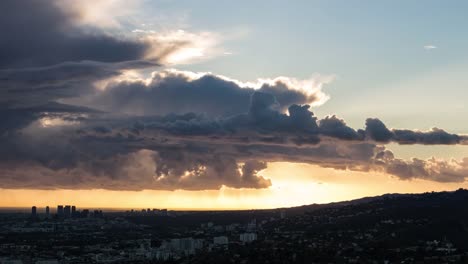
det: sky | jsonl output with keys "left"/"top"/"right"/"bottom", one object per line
{"left": 1, "top": 0, "right": 468, "bottom": 210}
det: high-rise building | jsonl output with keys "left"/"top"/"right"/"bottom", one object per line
{"left": 71, "top": 205, "right": 76, "bottom": 217}
{"left": 93, "top": 210, "right": 103, "bottom": 218}
{"left": 31, "top": 206, "right": 37, "bottom": 217}
{"left": 81, "top": 209, "right": 89, "bottom": 218}
{"left": 45, "top": 206, "right": 50, "bottom": 218}
{"left": 57, "top": 205, "right": 64, "bottom": 217}
{"left": 64, "top": 205, "right": 71, "bottom": 218}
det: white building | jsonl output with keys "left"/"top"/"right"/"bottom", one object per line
{"left": 170, "top": 237, "right": 203, "bottom": 255}
{"left": 240, "top": 233, "right": 257, "bottom": 243}
{"left": 213, "top": 236, "right": 228, "bottom": 245}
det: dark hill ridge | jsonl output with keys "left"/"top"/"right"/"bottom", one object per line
{"left": 284, "top": 188, "right": 468, "bottom": 213}
{"left": 181, "top": 189, "right": 468, "bottom": 263}
{"left": 125, "top": 189, "right": 468, "bottom": 236}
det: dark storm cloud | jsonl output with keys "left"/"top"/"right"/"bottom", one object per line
{"left": 0, "top": 101, "right": 100, "bottom": 136}
{"left": 1, "top": 82, "right": 467, "bottom": 190}
{"left": 365, "top": 118, "right": 394, "bottom": 143}
{"left": 0, "top": 0, "right": 179, "bottom": 108}
{"left": 0, "top": 0, "right": 148, "bottom": 69}
{"left": 319, "top": 115, "right": 364, "bottom": 140}
{"left": 1, "top": 91, "right": 463, "bottom": 190}
{"left": 87, "top": 70, "right": 328, "bottom": 117}
{"left": 0, "top": 60, "right": 157, "bottom": 107}
{"left": 365, "top": 118, "right": 465, "bottom": 145}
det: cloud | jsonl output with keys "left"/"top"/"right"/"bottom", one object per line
{"left": 365, "top": 118, "right": 465, "bottom": 145}
{"left": 83, "top": 69, "right": 333, "bottom": 117}
{"left": 0, "top": 63, "right": 466, "bottom": 190}
{"left": 0, "top": 0, "right": 154, "bottom": 69}
{"left": 0, "top": 0, "right": 194, "bottom": 110}
{"left": 0, "top": 60, "right": 158, "bottom": 108}
{"left": 0, "top": 1, "right": 207, "bottom": 76}
{"left": 375, "top": 151, "right": 468, "bottom": 183}
{"left": 55, "top": 0, "right": 143, "bottom": 29}
{"left": 143, "top": 30, "right": 224, "bottom": 65}
{"left": 423, "top": 45, "right": 437, "bottom": 50}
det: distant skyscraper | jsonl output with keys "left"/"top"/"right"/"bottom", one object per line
{"left": 31, "top": 206, "right": 37, "bottom": 217}
{"left": 71, "top": 205, "right": 76, "bottom": 217}
{"left": 64, "top": 205, "right": 71, "bottom": 218}
{"left": 93, "top": 210, "right": 103, "bottom": 218}
{"left": 57, "top": 205, "right": 64, "bottom": 217}
{"left": 82, "top": 209, "right": 89, "bottom": 218}
{"left": 45, "top": 206, "right": 50, "bottom": 218}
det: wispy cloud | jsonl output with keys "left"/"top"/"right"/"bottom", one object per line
{"left": 423, "top": 45, "right": 437, "bottom": 50}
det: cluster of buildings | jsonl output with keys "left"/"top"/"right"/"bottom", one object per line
{"left": 0, "top": 206, "right": 266, "bottom": 263}
{"left": 125, "top": 208, "right": 169, "bottom": 216}
{"left": 30, "top": 206, "right": 103, "bottom": 219}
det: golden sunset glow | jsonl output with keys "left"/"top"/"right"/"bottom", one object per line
{"left": 2, "top": 162, "right": 465, "bottom": 210}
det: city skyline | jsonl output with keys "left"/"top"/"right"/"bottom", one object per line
{"left": 2, "top": 189, "right": 468, "bottom": 263}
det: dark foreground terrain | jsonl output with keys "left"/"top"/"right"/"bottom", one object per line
{"left": 2, "top": 189, "right": 468, "bottom": 263}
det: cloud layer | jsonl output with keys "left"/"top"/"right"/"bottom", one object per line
{"left": 0, "top": 0, "right": 467, "bottom": 191}
{"left": 1, "top": 85, "right": 467, "bottom": 190}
